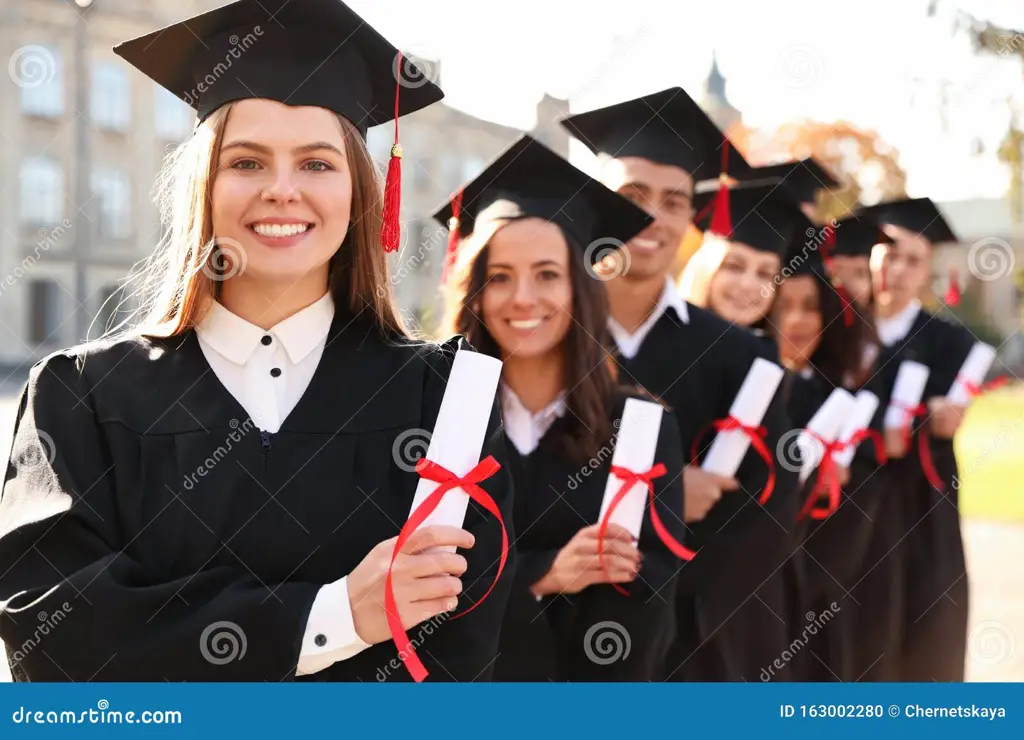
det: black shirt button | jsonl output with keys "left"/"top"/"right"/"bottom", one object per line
{"left": 314, "top": 634, "right": 327, "bottom": 647}
{"left": 261, "top": 335, "right": 272, "bottom": 346}
{"left": 270, "top": 368, "right": 282, "bottom": 378}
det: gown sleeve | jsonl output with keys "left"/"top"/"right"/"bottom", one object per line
{"left": 402, "top": 336, "right": 517, "bottom": 682}
{"left": 0, "top": 352, "right": 321, "bottom": 681}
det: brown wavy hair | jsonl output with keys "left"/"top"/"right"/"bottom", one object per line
{"left": 111, "top": 101, "right": 407, "bottom": 340}
{"left": 441, "top": 221, "right": 617, "bottom": 463}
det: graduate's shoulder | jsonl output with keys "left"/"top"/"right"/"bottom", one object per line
{"left": 26, "top": 332, "right": 176, "bottom": 392}
{"left": 685, "top": 303, "right": 774, "bottom": 359}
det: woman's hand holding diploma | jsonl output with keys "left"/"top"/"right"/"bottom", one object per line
{"left": 348, "top": 525, "right": 473, "bottom": 645}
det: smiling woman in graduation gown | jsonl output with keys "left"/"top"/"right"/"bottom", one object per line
{"left": 436, "top": 136, "right": 689, "bottom": 681}
{"left": 766, "top": 247, "right": 878, "bottom": 681}
{"left": 0, "top": 0, "right": 514, "bottom": 682}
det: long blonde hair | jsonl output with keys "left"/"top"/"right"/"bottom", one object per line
{"left": 676, "top": 235, "right": 729, "bottom": 308}
{"left": 112, "top": 102, "right": 407, "bottom": 340}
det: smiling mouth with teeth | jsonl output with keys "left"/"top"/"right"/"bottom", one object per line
{"left": 250, "top": 223, "right": 313, "bottom": 238}
{"left": 507, "top": 318, "right": 545, "bottom": 330}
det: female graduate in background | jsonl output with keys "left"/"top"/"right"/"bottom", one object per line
{"left": 766, "top": 245, "right": 880, "bottom": 681}
{"left": 437, "top": 136, "right": 689, "bottom": 681}
{"left": 0, "top": 0, "right": 513, "bottom": 682}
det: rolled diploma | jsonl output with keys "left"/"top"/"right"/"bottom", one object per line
{"left": 883, "top": 361, "right": 930, "bottom": 430}
{"left": 701, "top": 358, "right": 785, "bottom": 477}
{"left": 597, "top": 398, "right": 664, "bottom": 540}
{"left": 833, "top": 390, "right": 880, "bottom": 469}
{"left": 797, "top": 388, "right": 857, "bottom": 484}
{"left": 406, "top": 350, "right": 503, "bottom": 553}
{"left": 947, "top": 342, "right": 996, "bottom": 406}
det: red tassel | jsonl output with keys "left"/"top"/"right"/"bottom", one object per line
{"left": 944, "top": 265, "right": 961, "bottom": 306}
{"left": 380, "top": 53, "right": 404, "bottom": 253}
{"left": 441, "top": 188, "right": 463, "bottom": 285}
{"left": 708, "top": 139, "right": 733, "bottom": 237}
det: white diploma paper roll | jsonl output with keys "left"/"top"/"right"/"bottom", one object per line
{"left": 597, "top": 398, "right": 665, "bottom": 540}
{"left": 883, "top": 361, "right": 930, "bottom": 430}
{"left": 947, "top": 342, "right": 997, "bottom": 406}
{"left": 833, "top": 391, "right": 881, "bottom": 469}
{"left": 406, "top": 350, "right": 503, "bottom": 552}
{"left": 796, "top": 388, "right": 857, "bottom": 484}
{"left": 701, "top": 358, "right": 785, "bottom": 478}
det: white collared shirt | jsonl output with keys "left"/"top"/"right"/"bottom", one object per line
{"left": 196, "top": 293, "right": 370, "bottom": 676}
{"left": 875, "top": 299, "right": 922, "bottom": 347}
{"left": 608, "top": 278, "right": 690, "bottom": 360}
{"left": 501, "top": 385, "right": 567, "bottom": 456}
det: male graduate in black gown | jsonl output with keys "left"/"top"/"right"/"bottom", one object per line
{"left": 860, "top": 197, "right": 976, "bottom": 681}
{"left": 561, "top": 89, "right": 799, "bottom": 681}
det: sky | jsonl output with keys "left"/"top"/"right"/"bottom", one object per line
{"left": 346, "top": 0, "right": 1024, "bottom": 203}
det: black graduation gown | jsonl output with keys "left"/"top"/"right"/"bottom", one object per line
{"left": 0, "top": 314, "right": 515, "bottom": 682}
{"left": 614, "top": 305, "right": 799, "bottom": 682}
{"left": 494, "top": 390, "right": 686, "bottom": 681}
{"left": 870, "top": 308, "right": 973, "bottom": 681}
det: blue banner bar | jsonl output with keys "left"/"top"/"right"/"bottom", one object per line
{"left": 0, "top": 684, "right": 1020, "bottom": 738}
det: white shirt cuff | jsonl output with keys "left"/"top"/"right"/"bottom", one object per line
{"left": 296, "top": 577, "right": 372, "bottom": 676}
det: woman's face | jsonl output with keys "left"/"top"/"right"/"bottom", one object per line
{"left": 830, "top": 255, "right": 872, "bottom": 307}
{"left": 772, "top": 275, "right": 823, "bottom": 369}
{"left": 480, "top": 218, "right": 574, "bottom": 362}
{"left": 707, "top": 242, "right": 781, "bottom": 326}
{"left": 210, "top": 99, "right": 353, "bottom": 289}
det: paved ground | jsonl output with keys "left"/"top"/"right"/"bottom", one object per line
{"left": 0, "top": 389, "right": 1020, "bottom": 682}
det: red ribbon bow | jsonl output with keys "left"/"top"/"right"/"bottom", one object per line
{"left": 958, "top": 374, "right": 1008, "bottom": 398}
{"left": 892, "top": 402, "right": 945, "bottom": 492}
{"left": 598, "top": 463, "right": 696, "bottom": 596}
{"left": 797, "top": 432, "right": 844, "bottom": 521}
{"left": 386, "top": 456, "right": 508, "bottom": 682}
{"left": 691, "top": 416, "right": 775, "bottom": 505}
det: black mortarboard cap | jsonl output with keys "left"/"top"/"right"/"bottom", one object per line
{"left": 559, "top": 87, "right": 751, "bottom": 179}
{"left": 729, "top": 158, "right": 839, "bottom": 205}
{"left": 829, "top": 214, "right": 894, "bottom": 258}
{"left": 432, "top": 135, "right": 653, "bottom": 262}
{"left": 860, "top": 197, "right": 958, "bottom": 244}
{"left": 112, "top": 0, "right": 443, "bottom": 136}
{"left": 692, "top": 180, "right": 813, "bottom": 256}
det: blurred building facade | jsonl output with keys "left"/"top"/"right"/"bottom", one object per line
{"left": 0, "top": 0, "right": 567, "bottom": 367}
